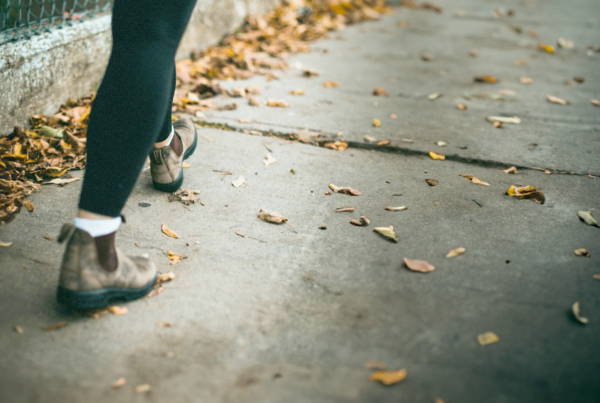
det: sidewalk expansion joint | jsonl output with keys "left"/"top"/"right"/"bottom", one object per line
{"left": 192, "top": 119, "right": 598, "bottom": 177}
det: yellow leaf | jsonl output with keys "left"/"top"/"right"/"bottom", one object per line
{"left": 446, "top": 247, "right": 466, "bottom": 258}
{"left": 167, "top": 250, "right": 182, "bottom": 265}
{"left": 182, "top": 162, "right": 191, "bottom": 168}
{"left": 373, "top": 119, "right": 381, "bottom": 127}
{"left": 43, "top": 322, "right": 68, "bottom": 331}
{"left": 108, "top": 306, "right": 128, "bottom": 315}
{"left": 23, "top": 201, "right": 34, "bottom": 212}
{"left": 323, "top": 141, "right": 348, "bottom": 151}
{"left": 157, "top": 270, "right": 176, "bottom": 283}
{"left": 369, "top": 369, "right": 407, "bottom": 385}
{"left": 474, "top": 75, "right": 498, "bottom": 83}
{"left": 46, "top": 168, "right": 69, "bottom": 178}
{"left": 477, "top": 332, "right": 500, "bottom": 345}
{"left": 161, "top": 224, "right": 179, "bottom": 238}
{"left": 537, "top": 43, "right": 555, "bottom": 53}
{"left": 429, "top": 151, "right": 445, "bottom": 160}
{"left": 506, "top": 185, "right": 545, "bottom": 204}
{"left": 323, "top": 81, "right": 339, "bottom": 88}
{"left": 289, "top": 89, "right": 305, "bottom": 95}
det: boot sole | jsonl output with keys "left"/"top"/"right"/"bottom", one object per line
{"left": 152, "top": 125, "right": 198, "bottom": 193}
{"left": 56, "top": 274, "right": 157, "bottom": 311}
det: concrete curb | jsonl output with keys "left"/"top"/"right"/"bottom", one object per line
{"left": 0, "top": 0, "right": 280, "bottom": 136}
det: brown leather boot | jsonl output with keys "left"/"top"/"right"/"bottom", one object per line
{"left": 150, "top": 118, "right": 198, "bottom": 192}
{"left": 56, "top": 224, "right": 157, "bottom": 310}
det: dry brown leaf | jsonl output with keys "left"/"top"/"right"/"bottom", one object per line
{"left": 43, "top": 235, "right": 54, "bottom": 241}
{"left": 248, "top": 96, "right": 261, "bottom": 107}
{"left": 421, "top": 53, "right": 434, "bottom": 61}
{"left": 574, "top": 248, "right": 590, "bottom": 257}
{"left": 520, "top": 76, "right": 534, "bottom": 84}
{"left": 289, "top": 89, "right": 305, "bottom": 95}
{"left": 593, "top": 274, "right": 600, "bottom": 280}
{"left": 156, "top": 322, "right": 172, "bottom": 328}
{"left": 429, "top": 151, "right": 445, "bottom": 160}
{"left": 507, "top": 185, "right": 545, "bottom": 204}
{"left": 591, "top": 99, "right": 600, "bottom": 107}
{"left": 14, "top": 326, "right": 23, "bottom": 334}
{"left": 335, "top": 207, "right": 355, "bottom": 212}
{"left": 43, "top": 177, "right": 81, "bottom": 185}
{"left": 547, "top": 95, "right": 569, "bottom": 105}
{"left": 503, "top": 166, "right": 518, "bottom": 174}
{"left": 474, "top": 75, "right": 498, "bottom": 83}
{"left": 88, "top": 309, "right": 109, "bottom": 319}
{"left": 373, "top": 226, "right": 397, "bottom": 242}
{"left": 477, "top": 332, "right": 500, "bottom": 345}
{"left": 323, "top": 81, "right": 339, "bottom": 88}
{"left": 373, "top": 87, "right": 389, "bottom": 96}
{"left": 369, "top": 369, "right": 407, "bottom": 386}
{"left": 147, "top": 284, "right": 165, "bottom": 298}
{"left": 460, "top": 174, "right": 490, "bottom": 186}
{"left": 404, "top": 257, "right": 435, "bottom": 273}
{"left": 360, "top": 216, "right": 370, "bottom": 226}
{"left": 323, "top": 141, "right": 348, "bottom": 151}
{"left": 168, "top": 188, "right": 200, "bottom": 205}
{"left": 157, "top": 270, "right": 176, "bottom": 283}
{"left": 23, "top": 200, "right": 34, "bottom": 212}
{"left": 446, "top": 247, "right": 466, "bottom": 258}
{"left": 373, "top": 119, "right": 381, "bottom": 127}
{"left": 426, "top": 179, "right": 438, "bottom": 186}
{"left": 377, "top": 140, "right": 390, "bottom": 146}
{"left": 385, "top": 206, "right": 407, "bottom": 211}
{"left": 350, "top": 219, "right": 363, "bottom": 226}
{"left": 329, "top": 184, "right": 361, "bottom": 196}
{"left": 161, "top": 224, "right": 179, "bottom": 238}
{"left": 292, "top": 128, "right": 322, "bottom": 144}
{"left": 136, "top": 384, "right": 151, "bottom": 394}
{"left": 108, "top": 306, "right": 128, "bottom": 315}
{"left": 43, "top": 322, "right": 67, "bottom": 331}
{"left": 365, "top": 361, "right": 387, "bottom": 370}
{"left": 390, "top": 114, "right": 397, "bottom": 119}
{"left": 457, "top": 103, "right": 467, "bottom": 110}
{"left": 112, "top": 378, "right": 126, "bottom": 388}
{"left": 167, "top": 251, "right": 182, "bottom": 265}
{"left": 469, "top": 50, "right": 478, "bottom": 57}
{"left": 258, "top": 209, "right": 287, "bottom": 224}
{"left": 572, "top": 302, "right": 589, "bottom": 324}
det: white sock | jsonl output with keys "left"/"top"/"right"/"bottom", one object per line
{"left": 74, "top": 216, "right": 122, "bottom": 238}
{"left": 155, "top": 126, "right": 175, "bottom": 147}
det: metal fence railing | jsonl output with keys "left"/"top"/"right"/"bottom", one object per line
{"left": 1, "top": 0, "right": 113, "bottom": 45}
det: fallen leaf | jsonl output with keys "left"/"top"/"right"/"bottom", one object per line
{"left": 507, "top": 185, "right": 545, "bottom": 204}
{"left": 289, "top": 88, "right": 305, "bottom": 95}
{"left": 572, "top": 302, "right": 589, "bottom": 324}
{"left": 369, "top": 369, "right": 407, "bottom": 386}
{"left": 373, "top": 226, "right": 398, "bottom": 243}
{"left": 329, "top": 184, "right": 361, "bottom": 196}
{"left": 436, "top": 141, "right": 446, "bottom": 147}
{"left": 266, "top": 99, "right": 290, "bottom": 107}
{"left": 573, "top": 76, "right": 584, "bottom": 84}
{"left": 323, "top": 141, "right": 348, "bottom": 151}
{"left": 292, "top": 128, "right": 322, "bottom": 144}
{"left": 302, "top": 68, "right": 321, "bottom": 77}
{"left": 157, "top": 270, "right": 176, "bottom": 283}
{"left": 156, "top": 322, "right": 172, "bottom": 328}
{"left": 401, "top": 138, "right": 413, "bottom": 143}
{"left": 146, "top": 285, "right": 165, "bottom": 298}
{"left": 373, "top": 119, "right": 381, "bottom": 127}
{"left": 161, "top": 224, "right": 179, "bottom": 238}
{"left": 421, "top": 53, "right": 434, "bottom": 61}
{"left": 460, "top": 174, "right": 490, "bottom": 186}
{"left": 574, "top": 248, "right": 590, "bottom": 257}
{"left": 350, "top": 219, "right": 363, "bottom": 226}
{"left": 446, "top": 247, "right": 466, "bottom": 258}
{"left": 457, "top": 103, "right": 467, "bottom": 110}
{"left": 112, "top": 378, "right": 126, "bottom": 388}
{"left": 469, "top": 50, "right": 477, "bottom": 57}
{"left": 591, "top": 99, "right": 600, "bottom": 107}
{"left": 14, "top": 326, "right": 23, "bottom": 334}
{"left": 365, "top": 361, "right": 387, "bottom": 370}
{"left": 364, "top": 135, "right": 377, "bottom": 142}
{"left": 397, "top": 20, "right": 408, "bottom": 27}
{"left": 0, "top": 241, "right": 12, "bottom": 247}
{"left": 182, "top": 162, "right": 191, "bottom": 168}
{"left": 429, "top": 151, "right": 445, "bottom": 160}
{"left": 578, "top": 210, "right": 598, "bottom": 226}
{"left": 237, "top": 118, "right": 252, "bottom": 124}
{"left": 373, "top": 87, "right": 389, "bottom": 96}
{"left": 248, "top": 96, "right": 261, "bottom": 106}
{"left": 537, "top": 43, "right": 555, "bottom": 53}
{"left": 385, "top": 206, "right": 407, "bottom": 211}
{"left": 486, "top": 116, "right": 521, "bottom": 124}
{"left": 232, "top": 176, "right": 246, "bottom": 187}
{"left": 88, "top": 309, "right": 109, "bottom": 319}
{"left": 108, "top": 306, "right": 128, "bottom": 315}
{"left": 335, "top": 207, "right": 355, "bottom": 212}
{"left": 318, "top": 225, "right": 327, "bottom": 230}
{"left": 474, "top": 75, "right": 498, "bottom": 83}
{"left": 426, "top": 179, "right": 438, "bottom": 186}
{"left": 168, "top": 188, "right": 200, "bottom": 205}
{"left": 377, "top": 140, "right": 390, "bottom": 146}
{"left": 22, "top": 200, "right": 34, "bottom": 212}
{"left": 43, "top": 322, "right": 67, "bottom": 331}
{"left": 515, "top": 59, "right": 526, "bottom": 66}
{"left": 323, "top": 81, "right": 339, "bottom": 88}
{"left": 520, "top": 76, "right": 534, "bottom": 84}
{"left": 136, "top": 384, "right": 151, "bottom": 394}
{"left": 167, "top": 251, "right": 182, "bottom": 265}
{"left": 593, "top": 274, "right": 600, "bottom": 280}
{"left": 43, "top": 177, "right": 81, "bottom": 185}
{"left": 477, "top": 332, "right": 500, "bottom": 345}
{"left": 390, "top": 114, "right": 397, "bottom": 119}
{"left": 44, "top": 236, "right": 54, "bottom": 241}
{"left": 360, "top": 216, "right": 370, "bottom": 226}
{"left": 263, "top": 154, "right": 277, "bottom": 165}
{"left": 503, "top": 166, "right": 518, "bottom": 174}
{"left": 290, "top": 169, "right": 296, "bottom": 174}
{"left": 428, "top": 92, "right": 442, "bottom": 100}
{"left": 558, "top": 38, "right": 575, "bottom": 49}
{"left": 258, "top": 209, "right": 287, "bottom": 224}
{"left": 404, "top": 257, "right": 435, "bottom": 273}
{"left": 547, "top": 95, "right": 569, "bottom": 105}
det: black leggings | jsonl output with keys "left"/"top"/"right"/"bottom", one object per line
{"left": 79, "top": 0, "right": 197, "bottom": 217}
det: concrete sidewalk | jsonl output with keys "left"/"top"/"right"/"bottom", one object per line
{"left": 1, "top": 0, "right": 599, "bottom": 402}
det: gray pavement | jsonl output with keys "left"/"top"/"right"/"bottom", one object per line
{"left": 1, "top": 0, "right": 600, "bottom": 402}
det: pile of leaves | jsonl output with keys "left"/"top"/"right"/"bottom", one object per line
{"left": 0, "top": 0, "right": 391, "bottom": 224}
